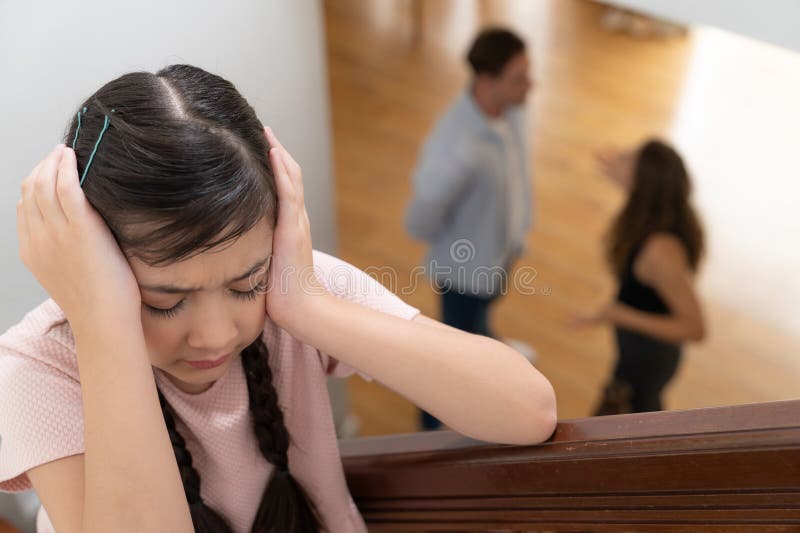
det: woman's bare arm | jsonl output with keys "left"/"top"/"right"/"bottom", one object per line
{"left": 608, "top": 233, "right": 706, "bottom": 343}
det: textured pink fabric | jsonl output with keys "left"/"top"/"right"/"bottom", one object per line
{"left": 0, "top": 250, "right": 419, "bottom": 533}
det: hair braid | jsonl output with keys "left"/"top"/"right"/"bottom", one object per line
{"left": 158, "top": 390, "right": 234, "bottom": 532}
{"left": 241, "top": 337, "right": 321, "bottom": 532}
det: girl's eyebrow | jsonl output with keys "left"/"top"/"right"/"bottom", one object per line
{"left": 139, "top": 254, "right": 271, "bottom": 294}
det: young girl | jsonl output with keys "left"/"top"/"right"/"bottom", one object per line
{"left": 574, "top": 140, "right": 706, "bottom": 415}
{"left": 0, "top": 65, "right": 557, "bottom": 533}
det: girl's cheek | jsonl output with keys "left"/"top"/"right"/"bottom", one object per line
{"left": 142, "top": 322, "right": 182, "bottom": 367}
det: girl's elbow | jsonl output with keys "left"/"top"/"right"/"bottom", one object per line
{"left": 535, "top": 407, "right": 558, "bottom": 443}
{"left": 516, "top": 409, "right": 556, "bottom": 445}
{"left": 520, "top": 381, "right": 558, "bottom": 444}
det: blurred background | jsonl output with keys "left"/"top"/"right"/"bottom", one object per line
{"left": 2, "top": 1, "right": 799, "bottom": 531}
{"left": 326, "top": 0, "right": 800, "bottom": 433}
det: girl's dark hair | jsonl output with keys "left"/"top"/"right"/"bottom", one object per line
{"left": 605, "top": 139, "right": 705, "bottom": 277}
{"left": 467, "top": 27, "right": 526, "bottom": 76}
{"left": 65, "top": 64, "right": 320, "bottom": 532}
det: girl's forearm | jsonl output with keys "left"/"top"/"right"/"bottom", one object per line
{"left": 286, "top": 293, "right": 557, "bottom": 445}
{"left": 74, "top": 316, "right": 193, "bottom": 533}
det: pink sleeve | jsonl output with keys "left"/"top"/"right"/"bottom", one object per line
{"left": 311, "top": 250, "right": 420, "bottom": 380}
{"left": 0, "top": 345, "right": 84, "bottom": 492}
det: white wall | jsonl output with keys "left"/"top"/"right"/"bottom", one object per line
{"left": 604, "top": 0, "right": 800, "bottom": 52}
{"left": 0, "top": 0, "right": 337, "bottom": 330}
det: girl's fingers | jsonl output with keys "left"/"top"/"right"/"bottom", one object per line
{"left": 269, "top": 146, "right": 296, "bottom": 209}
{"left": 33, "top": 145, "right": 68, "bottom": 226}
{"left": 264, "top": 126, "right": 281, "bottom": 150}
{"left": 265, "top": 126, "right": 289, "bottom": 158}
{"left": 21, "top": 154, "right": 51, "bottom": 229}
{"left": 265, "top": 128, "right": 309, "bottom": 227}
{"left": 55, "top": 147, "right": 87, "bottom": 223}
{"left": 27, "top": 160, "right": 44, "bottom": 185}
{"left": 265, "top": 127, "right": 303, "bottom": 187}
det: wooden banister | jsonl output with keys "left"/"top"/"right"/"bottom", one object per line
{"left": 340, "top": 400, "right": 800, "bottom": 531}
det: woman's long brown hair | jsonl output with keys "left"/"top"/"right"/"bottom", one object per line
{"left": 605, "top": 140, "right": 705, "bottom": 277}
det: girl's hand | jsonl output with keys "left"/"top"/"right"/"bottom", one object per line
{"left": 17, "top": 145, "right": 141, "bottom": 334}
{"left": 263, "top": 128, "right": 326, "bottom": 330}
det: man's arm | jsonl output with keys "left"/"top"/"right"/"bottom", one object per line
{"left": 405, "top": 145, "right": 471, "bottom": 241}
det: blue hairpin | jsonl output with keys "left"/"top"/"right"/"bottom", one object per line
{"left": 71, "top": 107, "right": 86, "bottom": 149}
{"left": 78, "top": 108, "right": 115, "bottom": 187}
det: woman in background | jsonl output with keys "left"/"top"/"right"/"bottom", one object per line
{"left": 574, "top": 140, "right": 706, "bottom": 415}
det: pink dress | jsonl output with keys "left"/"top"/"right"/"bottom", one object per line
{"left": 0, "top": 250, "right": 420, "bottom": 532}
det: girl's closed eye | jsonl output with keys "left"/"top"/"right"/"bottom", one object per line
{"left": 144, "top": 287, "right": 260, "bottom": 319}
{"left": 230, "top": 287, "right": 259, "bottom": 301}
{"left": 144, "top": 299, "right": 186, "bottom": 319}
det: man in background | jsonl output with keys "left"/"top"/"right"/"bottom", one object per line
{"left": 406, "top": 28, "right": 536, "bottom": 429}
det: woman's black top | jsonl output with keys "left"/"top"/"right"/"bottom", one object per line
{"left": 616, "top": 231, "right": 687, "bottom": 314}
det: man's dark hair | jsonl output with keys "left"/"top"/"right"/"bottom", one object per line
{"left": 467, "top": 28, "right": 526, "bottom": 77}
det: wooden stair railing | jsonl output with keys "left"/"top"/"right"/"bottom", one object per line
{"left": 340, "top": 399, "right": 800, "bottom": 531}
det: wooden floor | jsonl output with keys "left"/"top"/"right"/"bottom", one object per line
{"left": 323, "top": 0, "right": 800, "bottom": 435}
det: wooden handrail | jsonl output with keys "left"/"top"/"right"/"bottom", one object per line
{"left": 340, "top": 399, "right": 800, "bottom": 531}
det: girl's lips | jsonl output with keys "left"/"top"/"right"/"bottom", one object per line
{"left": 184, "top": 353, "right": 230, "bottom": 370}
